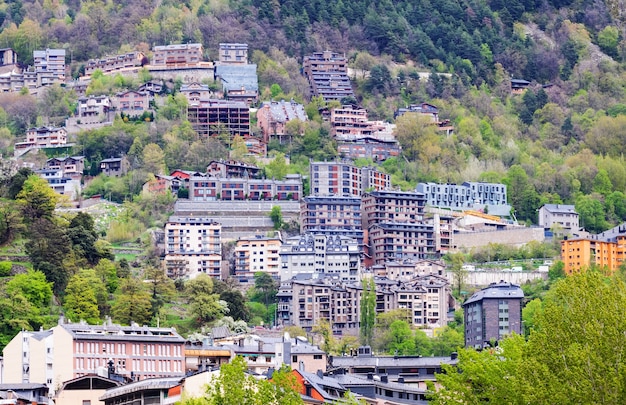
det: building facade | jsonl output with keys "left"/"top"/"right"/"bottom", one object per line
{"left": 2, "top": 322, "right": 185, "bottom": 396}
{"left": 299, "top": 195, "right": 364, "bottom": 249}
{"left": 188, "top": 174, "right": 302, "bottom": 201}
{"left": 463, "top": 281, "right": 524, "bottom": 349}
{"left": 233, "top": 235, "right": 282, "bottom": 283}
{"left": 309, "top": 161, "right": 390, "bottom": 197}
{"left": 560, "top": 236, "right": 626, "bottom": 274}
{"left": 416, "top": 181, "right": 511, "bottom": 216}
{"left": 76, "top": 95, "right": 112, "bottom": 123}
{"left": 187, "top": 99, "right": 250, "bottom": 138}
{"left": 115, "top": 90, "right": 151, "bottom": 116}
{"left": 32, "top": 49, "right": 66, "bottom": 87}
{"left": 152, "top": 43, "right": 203, "bottom": 66}
{"left": 14, "top": 126, "right": 67, "bottom": 151}
{"left": 164, "top": 216, "right": 222, "bottom": 279}
{"left": 279, "top": 234, "right": 361, "bottom": 281}
{"left": 84, "top": 51, "right": 145, "bottom": 76}
{"left": 302, "top": 51, "right": 354, "bottom": 102}
{"left": 218, "top": 43, "right": 248, "bottom": 64}
{"left": 538, "top": 204, "right": 579, "bottom": 232}
{"left": 256, "top": 100, "right": 307, "bottom": 143}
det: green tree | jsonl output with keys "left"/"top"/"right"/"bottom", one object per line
{"left": 269, "top": 206, "right": 283, "bottom": 229}
{"left": 312, "top": 318, "right": 335, "bottom": 353}
{"left": 220, "top": 290, "right": 250, "bottom": 321}
{"left": 186, "top": 275, "right": 228, "bottom": 324}
{"left": 250, "top": 272, "right": 278, "bottom": 307}
{"left": 431, "top": 326, "right": 464, "bottom": 356}
{"left": 264, "top": 153, "right": 289, "bottom": 180}
{"left": 521, "top": 298, "right": 542, "bottom": 337}
{"left": 144, "top": 265, "right": 176, "bottom": 318}
{"left": 6, "top": 270, "right": 53, "bottom": 309}
{"left": 387, "top": 320, "right": 416, "bottom": 355}
{"left": 111, "top": 278, "right": 152, "bottom": 325}
{"left": 64, "top": 272, "right": 101, "bottom": 324}
{"left": 16, "top": 175, "right": 60, "bottom": 224}
{"left": 360, "top": 278, "right": 376, "bottom": 346}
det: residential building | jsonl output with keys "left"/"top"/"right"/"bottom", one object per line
{"left": 0, "top": 384, "right": 49, "bottom": 404}
{"left": 163, "top": 216, "right": 222, "bottom": 279}
{"left": 369, "top": 222, "right": 437, "bottom": 265}
{"left": 233, "top": 235, "right": 282, "bottom": 283}
{"left": 279, "top": 234, "right": 361, "bottom": 281}
{"left": 330, "top": 105, "right": 370, "bottom": 138}
{"left": 36, "top": 169, "right": 81, "bottom": 200}
{"left": 511, "top": 79, "right": 531, "bottom": 94}
{"left": 99, "top": 156, "right": 130, "bottom": 177}
{"left": 142, "top": 174, "right": 183, "bottom": 195}
{"left": 299, "top": 195, "right": 364, "bottom": 249}
{"left": 302, "top": 51, "right": 354, "bottom": 102}
{"left": 0, "top": 68, "right": 24, "bottom": 92}
{"left": 0, "top": 48, "right": 18, "bottom": 66}
{"left": 538, "top": 204, "right": 579, "bottom": 232}
{"left": 389, "top": 273, "right": 451, "bottom": 328}
{"left": 188, "top": 174, "right": 302, "bottom": 202}
{"left": 180, "top": 82, "right": 212, "bottom": 105}
{"left": 2, "top": 321, "right": 185, "bottom": 396}
{"left": 217, "top": 335, "right": 327, "bottom": 374}
{"left": 560, "top": 235, "right": 626, "bottom": 274}
{"left": 115, "top": 90, "right": 151, "bottom": 116}
{"left": 84, "top": 51, "right": 145, "bottom": 76}
{"left": 337, "top": 136, "right": 401, "bottom": 162}
{"left": 277, "top": 276, "right": 362, "bottom": 335}
{"left": 152, "top": 43, "right": 203, "bottom": 66}
{"left": 362, "top": 190, "right": 426, "bottom": 229}
{"left": 214, "top": 64, "right": 259, "bottom": 105}
{"left": 256, "top": 100, "right": 307, "bottom": 143}
{"left": 76, "top": 95, "right": 112, "bottom": 124}
{"left": 55, "top": 375, "right": 121, "bottom": 405}
{"left": 332, "top": 372, "right": 429, "bottom": 404}
{"left": 206, "top": 160, "right": 261, "bottom": 179}
{"left": 416, "top": 181, "right": 511, "bottom": 216}
{"left": 187, "top": 99, "right": 250, "bottom": 138}
{"left": 44, "top": 156, "right": 84, "bottom": 178}
{"left": 395, "top": 103, "right": 439, "bottom": 122}
{"left": 14, "top": 126, "right": 67, "bottom": 152}
{"left": 372, "top": 259, "right": 446, "bottom": 280}
{"left": 218, "top": 43, "right": 248, "bottom": 64}
{"left": 309, "top": 161, "right": 390, "bottom": 197}
{"left": 32, "top": 49, "right": 66, "bottom": 87}
{"left": 463, "top": 281, "right": 524, "bottom": 349}
{"left": 292, "top": 368, "right": 347, "bottom": 403}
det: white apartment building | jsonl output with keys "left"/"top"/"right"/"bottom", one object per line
{"left": 233, "top": 235, "right": 282, "bottom": 284}
{"left": 164, "top": 216, "right": 222, "bottom": 279}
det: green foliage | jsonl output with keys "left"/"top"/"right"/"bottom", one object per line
{"left": 185, "top": 275, "right": 228, "bottom": 325}
{"left": 6, "top": 270, "right": 53, "bottom": 309}
{"left": 111, "top": 278, "right": 152, "bottom": 325}
{"left": 269, "top": 206, "right": 283, "bottom": 230}
{"left": 0, "top": 261, "right": 11, "bottom": 277}
{"left": 16, "top": 175, "right": 59, "bottom": 224}
{"left": 360, "top": 278, "right": 376, "bottom": 346}
{"left": 64, "top": 271, "right": 101, "bottom": 324}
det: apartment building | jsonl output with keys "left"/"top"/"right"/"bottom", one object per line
{"left": 32, "top": 49, "right": 66, "bottom": 86}
{"left": 218, "top": 43, "right": 249, "bottom": 64}
{"left": 362, "top": 190, "right": 427, "bottom": 229}
{"left": 309, "top": 161, "right": 390, "bottom": 197}
{"left": 188, "top": 174, "right": 302, "bottom": 201}
{"left": 2, "top": 321, "right": 185, "bottom": 396}
{"left": 277, "top": 277, "right": 361, "bottom": 335}
{"left": 187, "top": 99, "right": 250, "bottom": 138}
{"left": 463, "top": 281, "right": 524, "bottom": 349}
{"left": 115, "top": 90, "right": 151, "bottom": 116}
{"left": 14, "top": 126, "right": 67, "bottom": 151}
{"left": 256, "top": 100, "right": 307, "bottom": 143}
{"left": 395, "top": 103, "right": 440, "bottom": 122}
{"left": 0, "top": 48, "right": 18, "bottom": 66}
{"left": 214, "top": 64, "right": 259, "bottom": 105}
{"left": 299, "top": 195, "right": 364, "bottom": 249}
{"left": 369, "top": 222, "right": 437, "bottom": 265}
{"left": 163, "top": 216, "right": 222, "bottom": 279}
{"left": 152, "top": 43, "right": 203, "bottom": 66}
{"left": 180, "top": 82, "right": 212, "bottom": 106}
{"left": 416, "top": 181, "right": 511, "bottom": 216}
{"left": 76, "top": 95, "right": 112, "bottom": 123}
{"left": 36, "top": 169, "right": 81, "bottom": 200}
{"left": 560, "top": 235, "right": 626, "bottom": 274}
{"left": 302, "top": 51, "right": 354, "bottom": 102}
{"left": 233, "top": 235, "right": 282, "bottom": 283}
{"left": 206, "top": 160, "right": 261, "bottom": 179}
{"left": 279, "top": 234, "right": 361, "bottom": 281}
{"left": 538, "top": 204, "right": 579, "bottom": 232}
{"left": 84, "top": 51, "right": 145, "bottom": 76}
{"left": 337, "top": 136, "right": 401, "bottom": 162}
{"left": 100, "top": 156, "right": 130, "bottom": 177}
{"left": 44, "top": 156, "right": 85, "bottom": 178}
{"left": 330, "top": 105, "right": 371, "bottom": 138}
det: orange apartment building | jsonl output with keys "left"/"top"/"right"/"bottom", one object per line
{"left": 560, "top": 236, "right": 626, "bottom": 274}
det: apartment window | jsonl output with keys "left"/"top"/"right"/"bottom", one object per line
{"left": 292, "top": 355, "right": 298, "bottom": 362}
{"left": 314, "top": 354, "right": 323, "bottom": 359}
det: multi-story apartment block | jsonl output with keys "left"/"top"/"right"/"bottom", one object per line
{"left": 233, "top": 235, "right": 282, "bottom": 283}
{"left": 32, "top": 49, "right": 66, "bottom": 86}
{"left": 299, "top": 195, "right": 364, "bottom": 249}
{"left": 2, "top": 321, "right": 185, "bottom": 396}
{"left": 337, "top": 136, "right": 401, "bottom": 162}
{"left": 277, "top": 277, "right": 361, "bottom": 335}
{"left": 180, "top": 82, "right": 212, "bottom": 106}
{"left": 206, "top": 160, "right": 261, "bottom": 179}
{"left": 256, "top": 100, "right": 307, "bottom": 143}
{"left": 84, "top": 51, "right": 145, "bottom": 76}
{"left": 187, "top": 99, "right": 250, "bottom": 138}
{"left": 44, "top": 156, "right": 84, "bottom": 178}
{"left": 152, "top": 43, "right": 203, "bottom": 66}
{"left": 362, "top": 190, "right": 426, "bottom": 229}
{"left": 538, "top": 204, "right": 579, "bottom": 232}
{"left": 36, "top": 169, "right": 81, "bottom": 200}
{"left": 115, "top": 90, "right": 151, "bottom": 116}
{"left": 309, "top": 161, "right": 390, "bottom": 197}
{"left": 463, "top": 281, "right": 523, "bottom": 349}
{"left": 369, "top": 222, "right": 437, "bottom": 265}
{"left": 330, "top": 105, "right": 370, "bottom": 138}
{"left": 416, "top": 181, "right": 511, "bottom": 216}
{"left": 218, "top": 43, "right": 249, "bottom": 64}
{"left": 163, "top": 216, "right": 222, "bottom": 279}
{"left": 393, "top": 273, "right": 450, "bottom": 328}
{"left": 372, "top": 259, "right": 446, "bottom": 280}
{"left": 14, "top": 126, "right": 67, "bottom": 152}
{"left": 214, "top": 64, "right": 259, "bottom": 105}
{"left": 0, "top": 48, "right": 18, "bottom": 66}
{"left": 279, "top": 234, "right": 361, "bottom": 281}
{"left": 302, "top": 51, "right": 354, "bottom": 102}
{"left": 188, "top": 174, "right": 302, "bottom": 201}
{"left": 560, "top": 235, "right": 626, "bottom": 274}
{"left": 76, "top": 95, "right": 112, "bottom": 123}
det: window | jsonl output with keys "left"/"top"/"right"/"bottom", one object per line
{"left": 82, "top": 401, "right": 91, "bottom": 405}
{"left": 314, "top": 354, "right": 323, "bottom": 360}
{"left": 292, "top": 355, "right": 298, "bottom": 362}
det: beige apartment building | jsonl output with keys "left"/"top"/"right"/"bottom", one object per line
{"left": 152, "top": 43, "right": 203, "bottom": 66}
{"left": 3, "top": 321, "right": 185, "bottom": 397}
{"left": 164, "top": 216, "right": 222, "bottom": 279}
{"left": 233, "top": 235, "right": 282, "bottom": 284}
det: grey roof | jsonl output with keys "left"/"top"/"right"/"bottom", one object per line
{"left": 332, "top": 373, "right": 429, "bottom": 393}
{"left": 297, "top": 370, "right": 344, "bottom": 400}
{"left": 261, "top": 100, "right": 307, "bottom": 123}
{"left": 331, "top": 355, "right": 457, "bottom": 368}
{"left": 541, "top": 204, "right": 576, "bottom": 214}
{"left": 99, "top": 377, "right": 181, "bottom": 400}
{"left": 60, "top": 323, "right": 185, "bottom": 343}
{"left": 215, "top": 64, "right": 258, "bottom": 91}
{"left": 100, "top": 157, "right": 123, "bottom": 163}
{"left": 463, "top": 281, "right": 524, "bottom": 306}
{"left": 0, "top": 384, "right": 47, "bottom": 390}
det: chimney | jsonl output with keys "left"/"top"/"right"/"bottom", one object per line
{"left": 317, "top": 370, "right": 324, "bottom": 379}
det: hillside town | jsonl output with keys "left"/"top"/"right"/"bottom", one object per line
{"left": 0, "top": 35, "right": 621, "bottom": 405}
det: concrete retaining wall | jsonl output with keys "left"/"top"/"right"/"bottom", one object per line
{"left": 453, "top": 227, "right": 545, "bottom": 250}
